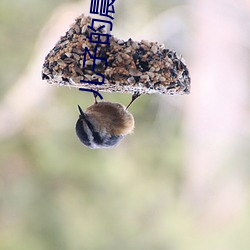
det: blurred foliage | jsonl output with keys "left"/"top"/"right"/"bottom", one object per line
{"left": 0, "top": 0, "right": 71, "bottom": 97}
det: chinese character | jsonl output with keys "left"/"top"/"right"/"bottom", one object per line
{"left": 90, "top": 0, "right": 100, "bottom": 14}
{"left": 87, "top": 19, "right": 113, "bottom": 44}
{"left": 81, "top": 45, "right": 107, "bottom": 85}
{"left": 79, "top": 88, "right": 103, "bottom": 99}
{"left": 83, "top": 45, "right": 107, "bottom": 72}
{"left": 90, "top": 0, "right": 115, "bottom": 19}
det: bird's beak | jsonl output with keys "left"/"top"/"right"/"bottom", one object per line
{"left": 77, "top": 105, "right": 86, "bottom": 119}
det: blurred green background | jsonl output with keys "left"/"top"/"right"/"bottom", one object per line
{"left": 1, "top": 0, "right": 250, "bottom": 249}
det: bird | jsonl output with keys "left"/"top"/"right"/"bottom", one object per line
{"left": 75, "top": 92, "right": 140, "bottom": 149}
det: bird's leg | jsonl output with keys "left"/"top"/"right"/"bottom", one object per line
{"left": 93, "top": 92, "right": 98, "bottom": 104}
{"left": 126, "top": 92, "right": 141, "bottom": 110}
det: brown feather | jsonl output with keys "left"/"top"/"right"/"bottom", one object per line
{"left": 85, "top": 102, "right": 134, "bottom": 135}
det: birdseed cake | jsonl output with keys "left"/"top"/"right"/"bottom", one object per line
{"left": 42, "top": 14, "right": 190, "bottom": 95}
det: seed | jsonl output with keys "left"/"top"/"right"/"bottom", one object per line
{"left": 129, "top": 68, "right": 142, "bottom": 77}
{"left": 63, "top": 58, "right": 75, "bottom": 64}
{"left": 147, "top": 72, "right": 154, "bottom": 78}
{"left": 151, "top": 45, "right": 158, "bottom": 54}
{"left": 59, "top": 40, "right": 69, "bottom": 47}
{"left": 96, "top": 59, "right": 102, "bottom": 65}
{"left": 75, "top": 25, "right": 80, "bottom": 34}
{"left": 81, "top": 25, "right": 87, "bottom": 34}
{"left": 57, "top": 59, "right": 67, "bottom": 66}
{"left": 72, "top": 53, "right": 80, "bottom": 60}
{"left": 85, "top": 60, "right": 93, "bottom": 66}
{"left": 65, "top": 52, "right": 72, "bottom": 58}
{"left": 118, "top": 39, "right": 124, "bottom": 45}
{"left": 149, "top": 67, "right": 155, "bottom": 72}
{"left": 123, "top": 54, "right": 130, "bottom": 60}
{"left": 140, "top": 75, "right": 149, "bottom": 82}
{"left": 116, "top": 55, "right": 123, "bottom": 62}
{"left": 74, "top": 66, "right": 83, "bottom": 75}
{"left": 141, "top": 40, "right": 150, "bottom": 47}
{"left": 132, "top": 41, "right": 139, "bottom": 50}
{"left": 128, "top": 77, "right": 135, "bottom": 84}
{"left": 72, "top": 76, "right": 83, "bottom": 83}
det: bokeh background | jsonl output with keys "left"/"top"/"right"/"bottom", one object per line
{"left": 1, "top": 0, "right": 250, "bottom": 249}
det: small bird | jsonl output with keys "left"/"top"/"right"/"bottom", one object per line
{"left": 75, "top": 93, "right": 140, "bottom": 149}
